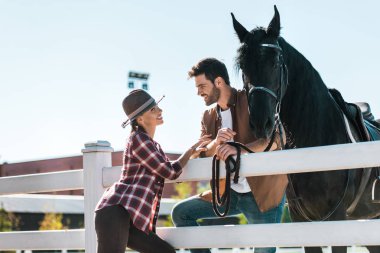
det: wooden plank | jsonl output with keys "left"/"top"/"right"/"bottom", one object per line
{"left": 0, "top": 170, "right": 83, "bottom": 195}
{"left": 103, "top": 141, "right": 380, "bottom": 186}
{"left": 1, "top": 220, "right": 380, "bottom": 250}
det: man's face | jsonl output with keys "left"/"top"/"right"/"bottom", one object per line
{"left": 194, "top": 74, "right": 220, "bottom": 106}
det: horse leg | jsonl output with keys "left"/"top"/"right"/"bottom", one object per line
{"left": 288, "top": 206, "right": 324, "bottom": 253}
{"left": 331, "top": 246, "right": 347, "bottom": 253}
{"left": 366, "top": 217, "right": 380, "bottom": 253}
{"left": 304, "top": 247, "right": 323, "bottom": 253}
{"left": 330, "top": 210, "right": 348, "bottom": 253}
{"left": 366, "top": 246, "right": 380, "bottom": 253}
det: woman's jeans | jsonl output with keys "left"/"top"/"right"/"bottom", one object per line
{"left": 172, "top": 189, "right": 285, "bottom": 253}
{"left": 95, "top": 205, "right": 176, "bottom": 253}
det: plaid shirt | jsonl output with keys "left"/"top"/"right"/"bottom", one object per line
{"left": 96, "top": 130, "right": 182, "bottom": 234}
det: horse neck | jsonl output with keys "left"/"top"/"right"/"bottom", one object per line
{"left": 278, "top": 38, "right": 347, "bottom": 148}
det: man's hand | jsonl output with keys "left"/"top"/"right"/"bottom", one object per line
{"left": 215, "top": 143, "right": 237, "bottom": 161}
{"left": 215, "top": 128, "right": 236, "bottom": 145}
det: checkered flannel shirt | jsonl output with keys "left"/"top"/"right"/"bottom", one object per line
{"left": 96, "top": 130, "right": 182, "bottom": 234}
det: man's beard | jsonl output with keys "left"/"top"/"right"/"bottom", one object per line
{"left": 205, "top": 85, "right": 220, "bottom": 106}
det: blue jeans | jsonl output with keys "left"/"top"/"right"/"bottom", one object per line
{"left": 171, "top": 189, "right": 285, "bottom": 253}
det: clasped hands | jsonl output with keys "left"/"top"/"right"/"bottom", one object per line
{"left": 190, "top": 128, "right": 238, "bottom": 160}
{"left": 215, "top": 128, "right": 237, "bottom": 161}
{"left": 191, "top": 134, "right": 212, "bottom": 156}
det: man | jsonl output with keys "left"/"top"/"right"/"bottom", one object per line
{"left": 171, "top": 58, "right": 288, "bottom": 253}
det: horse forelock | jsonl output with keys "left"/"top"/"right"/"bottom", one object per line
{"left": 235, "top": 27, "right": 268, "bottom": 78}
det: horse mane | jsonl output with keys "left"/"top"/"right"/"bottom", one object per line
{"left": 278, "top": 37, "right": 348, "bottom": 147}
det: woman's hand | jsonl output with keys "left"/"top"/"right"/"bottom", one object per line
{"left": 191, "top": 134, "right": 212, "bottom": 156}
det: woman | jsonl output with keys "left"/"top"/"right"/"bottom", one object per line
{"left": 95, "top": 89, "right": 210, "bottom": 253}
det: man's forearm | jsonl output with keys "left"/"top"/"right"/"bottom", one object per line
{"left": 244, "top": 138, "right": 278, "bottom": 153}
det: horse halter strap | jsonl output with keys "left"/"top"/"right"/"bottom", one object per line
{"left": 252, "top": 87, "right": 278, "bottom": 100}
{"left": 247, "top": 42, "right": 288, "bottom": 151}
{"left": 248, "top": 43, "right": 286, "bottom": 104}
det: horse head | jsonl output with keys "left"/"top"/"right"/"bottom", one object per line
{"left": 232, "top": 6, "right": 288, "bottom": 139}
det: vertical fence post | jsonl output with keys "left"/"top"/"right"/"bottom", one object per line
{"left": 82, "top": 141, "right": 114, "bottom": 253}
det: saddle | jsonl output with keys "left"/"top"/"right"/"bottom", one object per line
{"left": 329, "top": 89, "right": 380, "bottom": 212}
{"left": 330, "top": 89, "right": 380, "bottom": 141}
{"left": 354, "top": 102, "right": 380, "bottom": 139}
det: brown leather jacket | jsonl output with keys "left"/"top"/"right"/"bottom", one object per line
{"left": 198, "top": 88, "right": 288, "bottom": 212}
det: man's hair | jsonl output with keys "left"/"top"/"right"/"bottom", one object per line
{"left": 188, "top": 58, "right": 230, "bottom": 85}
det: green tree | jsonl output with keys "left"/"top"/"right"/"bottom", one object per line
{"left": 0, "top": 204, "right": 19, "bottom": 232}
{"left": 39, "top": 213, "right": 67, "bottom": 230}
{"left": 163, "top": 182, "right": 194, "bottom": 227}
{"left": 0, "top": 205, "right": 19, "bottom": 253}
{"left": 172, "top": 182, "right": 193, "bottom": 200}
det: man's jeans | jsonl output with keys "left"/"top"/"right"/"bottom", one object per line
{"left": 171, "top": 189, "right": 285, "bottom": 253}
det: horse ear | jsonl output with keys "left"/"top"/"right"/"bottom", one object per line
{"left": 267, "top": 5, "right": 280, "bottom": 38}
{"left": 231, "top": 13, "right": 248, "bottom": 43}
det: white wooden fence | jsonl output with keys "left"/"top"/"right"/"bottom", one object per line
{"left": 0, "top": 194, "right": 177, "bottom": 215}
{"left": 0, "top": 140, "right": 380, "bottom": 252}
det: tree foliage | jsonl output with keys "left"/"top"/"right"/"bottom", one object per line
{"left": 39, "top": 213, "right": 67, "bottom": 230}
{"left": 0, "top": 204, "right": 19, "bottom": 232}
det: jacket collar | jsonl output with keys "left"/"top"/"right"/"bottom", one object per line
{"left": 216, "top": 87, "right": 237, "bottom": 119}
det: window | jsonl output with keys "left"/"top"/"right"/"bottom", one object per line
{"left": 128, "top": 81, "right": 134, "bottom": 89}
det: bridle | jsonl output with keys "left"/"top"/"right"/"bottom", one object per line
{"left": 245, "top": 43, "right": 289, "bottom": 151}
{"left": 211, "top": 43, "right": 289, "bottom": 217}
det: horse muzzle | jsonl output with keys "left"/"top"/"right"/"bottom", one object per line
{"left": 249, "top": 115, "right": 275, "bottom": 139}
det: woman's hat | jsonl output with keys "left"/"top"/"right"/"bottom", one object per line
{"left": 121, "top": 89, "right": 164, "bottom": 128}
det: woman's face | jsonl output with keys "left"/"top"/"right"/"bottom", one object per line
{"left": 137, "top": 105, "right": 164, "bottom": 128}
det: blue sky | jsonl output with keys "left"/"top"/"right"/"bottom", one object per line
{"left": 1, "top": 1, "right": 379, "bottom": 163}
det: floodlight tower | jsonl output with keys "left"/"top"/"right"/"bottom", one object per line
{"left": 127, "top": 71, "right": 150, "bottom": 91}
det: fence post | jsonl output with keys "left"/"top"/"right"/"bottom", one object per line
{"left": 82, "top": 141, "right": 114, "bottom": 253}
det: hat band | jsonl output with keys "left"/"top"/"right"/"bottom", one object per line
{"left": 121, "top": 95, "right": 165, "bottom": 128}
{"left": 128, "top": 97, "right": 155, "bottom": 121}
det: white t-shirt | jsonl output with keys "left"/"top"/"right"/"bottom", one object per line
{"left": 219, "top": 108, "right": 251, "bottom": 193}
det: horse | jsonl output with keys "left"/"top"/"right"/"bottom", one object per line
{"left": 231, "top": 6, "right": 380, "bottom": 253}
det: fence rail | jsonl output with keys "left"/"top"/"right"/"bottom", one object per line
{"left": 1, "top": 140, "right": 380, "bottom": 251}
{"left": 1, "top": 219, "right": 380, "bottom": 250}
{"left": 0, "top": 194, "right": 177, "bottom": 215}
{"left": 0, "top": 170, "right": 83, "bottom": 195}
{"left": 103, "top": 141, "right": 380, "bottom": 186}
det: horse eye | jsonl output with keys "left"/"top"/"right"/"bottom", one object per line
{"left": 242, "top": 74, "right": 249, "bottom": 84}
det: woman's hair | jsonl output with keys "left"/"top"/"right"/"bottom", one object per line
{"left": 131, "top": 120, "right": 147, "bottom": 133}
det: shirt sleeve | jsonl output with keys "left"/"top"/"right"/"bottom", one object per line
{"left": 131, "top": 132, "right": 182, "bottom": 180}
{"left": 200, "top": 110, "right": 210, "bottom": 137}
